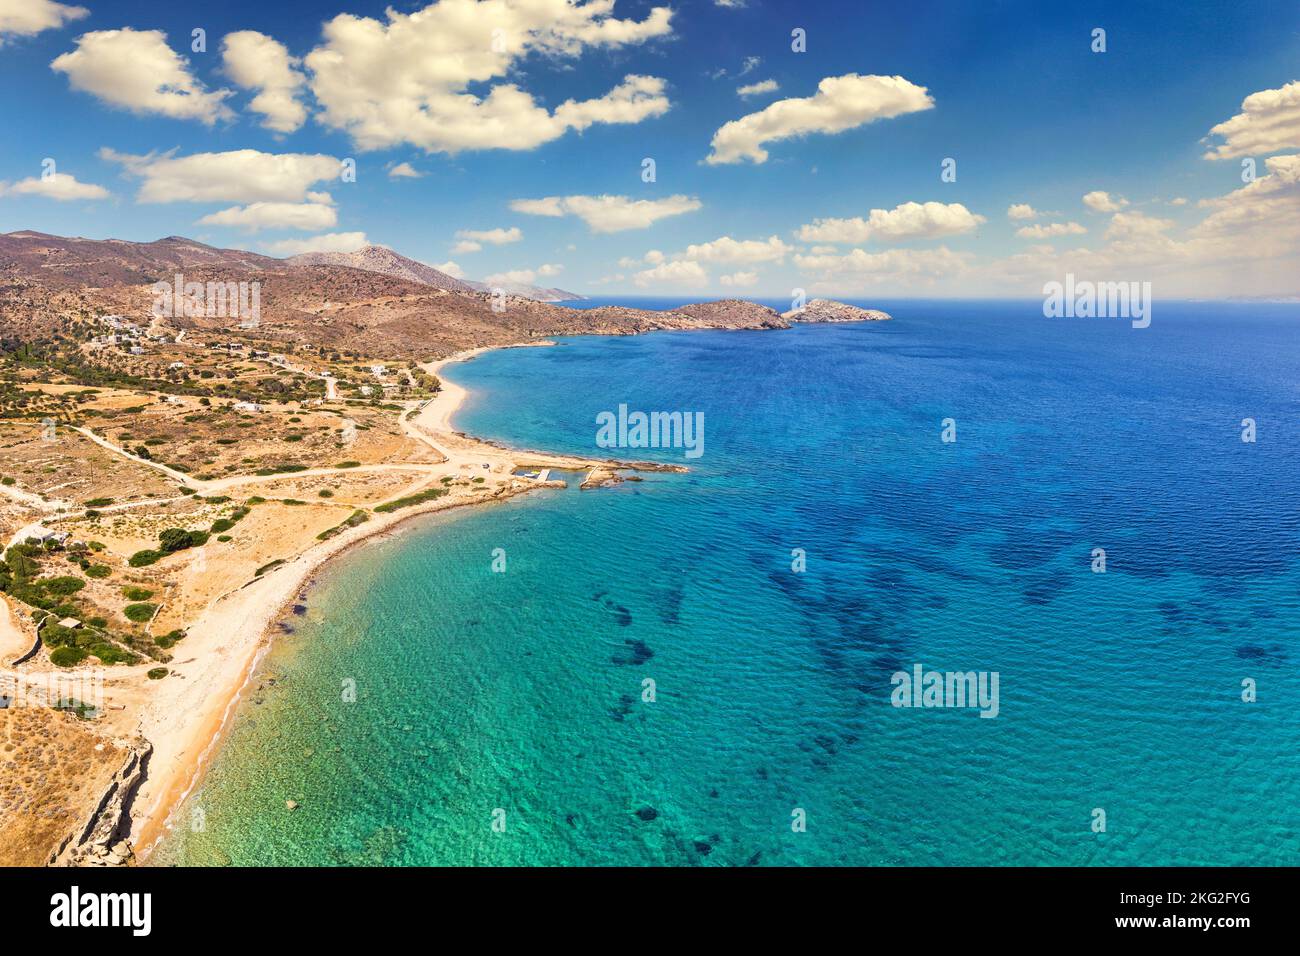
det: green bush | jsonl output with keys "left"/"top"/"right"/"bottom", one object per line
{"left": 155, "top": 629, "right": 186, "bottom": 648}
{"left": 122, "top": 586, "right": 154, "bottom": 601}
{"left": 42, "top": 575, "right": 86, "bottom": 596}
{"left": 210, "top": 518, "right": 236, "bottom": 533}
{"left": 84, "top": 497, "right": 114, "bottom": 507}
{"left": 41, "top": 621, "right": 82, "bottom": 647}
{"left": 50, "top": 645, "right": 88, "bottom": 667}
{"left": 335, "top": 460, "right": 361, "bottom": 469}
{"left": 147, "top": 667, "right": 169, "bottom": 679}
{"left": 90, "top": 643, "right": 135, "bottom": 665}
{"left": 374, "top": 488, "right": 448, "bottom": 514}
{"left": 159, "top": 528, "right": 209, "bottom": 552}
{"left": 124, "top": 602, "right": 157, "bottom": 622}
{"left": 216, "top": 534, "right": 232, "bottom": 542}
{"left": 128, "top": 549, "right": 162, "bottom": 567}
{"left": 85, "top": 564, "right": 111, "bottom": 579}
{"left": 318, "top": 489, "right": 334, "bottom": 498}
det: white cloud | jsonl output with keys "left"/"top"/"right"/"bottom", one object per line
{"left": 509, "top": 194, "right": 701, "bottom": 232}
{"left": 0, "top": 0, "right": 86, "bottom": 44}
{"left": 485, "top": 263, "right": 562, "bottom": 285}
{"left": 221, "top": 31, "right": 307, "bottom": 133}
{"left": 1204, "top": 80, "right": 1300, "bottom": 160}
{"left": 51, "top": 28, "right": 234, "bottom": 124}
{"left": 796, "top": 201, "right": 984, "bottom": 244}
{"left": 304, "top": 0, "right": 673, "bottom": 153}
{"left": 455, "top": 226, "right": 522, "bottom": 245}
{"left": 633, "top": 259, "right": 708, "bottom": 287}
{"left": 719, "top": 270, "right": 758, "bottom": 287}
{"left": 198, "top": 201, "right": 337, "bottom": 233}
{"left": 1169, "top": 197, "right": 1188, "bottom": 206}
{"left": 1015, "top": 221, "right": 1087, "bottom": 239}
{"left": 434, "top": 260, "right": 464, "bottom": 278}
{"left": 1193, "top": 154, "right": 1300, "bottom": 242}
{"left": 706, "top": 73, "right": 934, "bottom": 165}
{"left": 1007, "top": 203, "right": 1038, "bottom": 221}
{"left": 387, "top": 162, "right": 423, "bottom": 179}
{"left": 266, "top": 231, "right": 369, "bottom": 256}
{"left": 794, "top": 245, "right": 971, "bottom": 286}
{"left": 451, "top": 240, "right": 482, "bottom": 254}
{"left": 679, "top": 234, "right": 790, "bottom": 263}
{"left": 102, "top": 148, "right": 342, "bottom": 204}
{"left": 0, "top": 172, "right": 108, "bottom": 201}
{"left": 1104, "top": 211, "right": 1174, "bottom": 241}
{"left": 737, "top": 79, "right": 778, "bottom": 97}
{"left": 1082, "top": 190, "right": 1128, "bottom": 213}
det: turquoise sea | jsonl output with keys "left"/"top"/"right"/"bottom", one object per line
{"left": 155, "top": 299, "right": 1300, "bottom": 866}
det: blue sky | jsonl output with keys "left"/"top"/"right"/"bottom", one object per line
{"left": 1, "top": 0, "right": 1297, "bottom": 296}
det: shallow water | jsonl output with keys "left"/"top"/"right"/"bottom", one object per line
{"left": 156, "top": 299, "right": 1300, "bottom": 866}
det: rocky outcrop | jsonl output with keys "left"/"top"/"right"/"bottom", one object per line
{"left": 56, "top": 737, "right": 152, "bottom": 867}
{"left": 782, "top": 298, "right": 891, "bottom": 323}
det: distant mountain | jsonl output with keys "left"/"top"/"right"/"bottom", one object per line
{"left": 285, "top": 245, "right": 477, "bottom": 293}
{"left": 0, "top": 231, "right": 280, "bottom": 287}
{"left": 463, "top": 278, "right": 585, "bottom": 302}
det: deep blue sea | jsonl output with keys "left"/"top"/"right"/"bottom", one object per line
{"left": 156, "top": 299, "right": 1300, "bottom": 866}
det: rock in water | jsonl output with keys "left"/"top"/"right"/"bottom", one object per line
{"left": 781, "top": 298, "right": 891, "bottom": 323}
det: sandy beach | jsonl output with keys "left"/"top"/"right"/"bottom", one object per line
{"left": 126, "top": 342, "right": 636, "bottom": 860}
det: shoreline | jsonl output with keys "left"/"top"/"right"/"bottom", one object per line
{"left": 128, "top": 340, "right": 599, "bottom": 861}
{"left": 123, "top": 319, "right": 872, "bottom": 862}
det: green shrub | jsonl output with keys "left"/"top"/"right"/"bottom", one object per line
{"left": 90, "top": 643, "right": 135, "bottom": 665}
{"left": 374, "top": 487, "right": 448, "bottom": 514}
{"left": 216, "top": 534, "right": 232, "bottom": 542}
{"left": 42, "top": 575, "right": 86, "bottom": 596}
{"left": 254, "top": 463, "right": 308, "bottom": 476}
{"left": 50, "top": 645, "right": 88, "bottom": 667}
{"left": 154, "top": 629, "right": 185, "bottom": 649}
{"left": 159, "top": 528, "right": 209, "bottom": 552}
{"left": 85, "top": 564, "right": 111, "bottom": 579}
{"left": 84, "top": 497, "right": 114, "bottom": 507}
{"left": 335, "top": 460, "right": 361, "bottom": 469}
{"left": 318, "top": 489, "right": 334, "bottom": 498}
{"left": 316, "top": 510, "right": 369, "bottom": 540}
{"left": 41, "top": 621, "right": 82, "bottom": 647}
{"left": 255, "top": 559, "right": 285, "bottom": 577}
{"left": 122, "top": 586, "right": 154, "bottom": 601}
{"left": 210, "top": 518, "right": 236, "bottom": 533}
{"left": 147, "top": 667, "right": 168, "bottom": 680}
{"left": 124, "top": 602, "right": 157, "bottom": 622}
{"left": 129, "top": 549, "right": 162, "bottom": 567}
